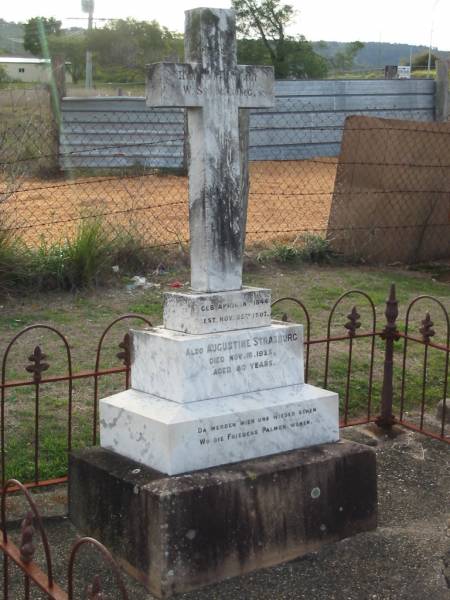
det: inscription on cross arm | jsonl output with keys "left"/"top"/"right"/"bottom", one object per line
{"left": 146, "top": 7, "right": 274, "bottom": 293}
{"left": 147, "top": 63, "right": 274, "bottom": 108}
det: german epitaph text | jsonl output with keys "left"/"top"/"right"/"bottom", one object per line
{"left": 146, "top": 8, "right": 274, "bottom": 292}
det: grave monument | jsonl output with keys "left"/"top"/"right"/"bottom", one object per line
{"left": 69, "top": 8, "right": 377, "bottom": 598}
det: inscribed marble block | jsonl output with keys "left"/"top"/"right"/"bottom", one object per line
{"left": 163, "top": 286, "right": 272, "bottom": 334}
{"left": 130, "top": 321, "right": 304, "bottom": 403}
{"left": 100, "top": 384, "right": 339, "bottom": 475}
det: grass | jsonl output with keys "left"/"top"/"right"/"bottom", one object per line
{"left": 0, "top": 260, "right": 449, "bottom": 483}
{"left": 0, "top": 85, "right": 56, "bottom": 177}
{"left": 0, "top": 220, "right": 180, "bottom": 294}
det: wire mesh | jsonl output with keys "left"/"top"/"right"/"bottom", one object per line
{"left": 0, "top": 79, "right": 448, "bottom": 263}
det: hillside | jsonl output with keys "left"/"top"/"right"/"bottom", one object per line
{"left": 1, "top": 17, "right": 449, "bottom": 71}
{"left": 313, "top": 40, "right": 450, "bottom": 69}
{"left": 0, "top": 20, "right": 27, "bottom": 56}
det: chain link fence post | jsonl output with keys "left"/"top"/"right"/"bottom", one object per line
{"left": 435, "top": 59, "right": 449, "bottom": 122}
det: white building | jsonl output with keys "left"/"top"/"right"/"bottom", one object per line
{"left": 0, "top": 56, "right": 72, "bottom": 84}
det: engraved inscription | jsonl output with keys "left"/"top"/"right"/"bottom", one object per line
{"left": 198, "top": 295, "right": 271, "bottom": 327}
{"left": 184, "top": 331, "right": 299, "bottom": 378}
{"left": 196, "top": 406, "right": 318, "bottom": 447}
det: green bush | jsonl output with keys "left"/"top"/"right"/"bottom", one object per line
{"left": 297, "top": 233, "right": 335, "bottom": 263}
{"left": 257, "top": 234, "right": 335, "bottom": 265}
{"left": 272, "top": 243, "right": 301, "bottom": 263}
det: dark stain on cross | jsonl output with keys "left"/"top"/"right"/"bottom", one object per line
{"left": 146, "top": 8, "right": 274, "bottom": 293}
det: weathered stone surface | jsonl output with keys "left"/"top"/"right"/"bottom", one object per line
{"left": 130, "top": 321, "right": 304, "bottom": 403}
{"left": 100, "top": 384, "right": 339, "bottom": 475}
{"left": 146, "top": 8, "right": 274, "bottom": 292}
{"left": 163, "top": 286, "right": 271, "bottom": 334}
{"left": 69, "top": 441, "right": 378, "bottom": 599}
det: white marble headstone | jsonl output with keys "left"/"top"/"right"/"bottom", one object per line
{"left": 99, "top": 7, "right": 339, "bottom": 476}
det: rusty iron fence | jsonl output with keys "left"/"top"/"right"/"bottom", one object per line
{"left": 1, "top": 478, "right": 130, "bottom": 598}
{"left": 0, "top": 284, "right": 447, "bottom": 495}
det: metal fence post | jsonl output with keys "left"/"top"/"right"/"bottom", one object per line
{"left": 376, "top": 284, "right": 400, "bottom": 429}
{"left": 435, "top": 59, "right": 449, "bottom": 122}
{"left": 49, "top": 55, "right": 66, "bottom": 173}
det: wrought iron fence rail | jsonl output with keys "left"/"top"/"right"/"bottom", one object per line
{"left": 0, "top": 285, "right": 448, "bottom": 497}
{"left": 1, "top": 479, "right": 130, "bottom": 599}
{"left": 0, "top": 366, "right": 128, "bottom": 390}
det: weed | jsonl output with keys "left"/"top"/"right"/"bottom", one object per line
{"left": 64, "top": 220, "right": 112, "bottom": 289}
{"left": 0, "top": 220, "right": 177, "bottom": 293}
{"left": 296, "top": 233, "right": 335, "bottom": 264}
{"left": 257, "top": 234, "right": 334, "bottom": 265}
{"left": 0, "top": 232, "right": 32, "bottom": 290}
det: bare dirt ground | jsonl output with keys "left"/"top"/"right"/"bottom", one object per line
{"left": 0, "top": 159, "right": 337, "bottom": 246}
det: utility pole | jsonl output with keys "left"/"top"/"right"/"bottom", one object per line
{"left": 428, "top": 0, "right": 441, "bottom": 74}
{"left": 82, "top": 0, "right": 94, "bottom": 89}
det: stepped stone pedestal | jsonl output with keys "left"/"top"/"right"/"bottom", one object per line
{"left": 68, "top": 7, "right": 377, "bottom": 599}
{"left": 99, "top": 284, "right": 340, "bottom": 475}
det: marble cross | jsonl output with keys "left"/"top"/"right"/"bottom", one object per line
{"left": 146, "top": 8, "right": 274, "bottom": 293}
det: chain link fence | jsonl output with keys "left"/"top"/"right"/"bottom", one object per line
{"left": 0, "top": 78, "right": 449, "bottom": 263}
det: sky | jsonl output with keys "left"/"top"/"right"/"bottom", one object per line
{"left": 3, "top": 0, "right": 450, "bottom": 50}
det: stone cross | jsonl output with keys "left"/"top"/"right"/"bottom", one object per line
{"left": 146, "top": 8, "right": 274, "bottom": 293}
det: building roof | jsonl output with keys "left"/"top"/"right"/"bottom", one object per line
{"left": 0, "top": 56, "right": 50, "bottom": 64}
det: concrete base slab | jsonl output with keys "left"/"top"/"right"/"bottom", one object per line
{"left": 69, "top": 441, "right": 377, "bottom": 599}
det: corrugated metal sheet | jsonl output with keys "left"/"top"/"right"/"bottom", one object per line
{"left": 60, "top": 79, "right": 436, "bottom": 169}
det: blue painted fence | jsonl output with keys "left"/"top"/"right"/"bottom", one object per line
{"left": 60, "top": 79, "right": 436, "bottom": 169}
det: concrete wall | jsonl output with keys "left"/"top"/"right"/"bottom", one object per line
{"left": 60, "top": 79, "right": 436, "bottom": 170}
{"left": 1, "top": 61, "right": 73, "bottom": 84}
{"left": 2, "top": 62, "right": 51, "bottom": 83}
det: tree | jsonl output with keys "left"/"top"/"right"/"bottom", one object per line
{"left": 49, "top": 33, "right": 87, "bottom": 84}
{"left": 233, "top": 0, "right": 295, "bottom": 78}
{"left": 237, "top": 37, "right": 327, "bottom": 79}
{"left": 24, "top": 17, "right": 62, "bottom": 56}
{"left": 0, "top": 65, "right": 9, "bottom": 83}
{"left": 87, "top": 19, "right": 183, "bottom": 82}
{"left": 411, "top": 51, "right": 437, "bottom": 70}
{"left": 232, "top": 0, "right": 327, "bottom": 79}
{"left": 329, "top": 41, "right": 364, "bottom": 72}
